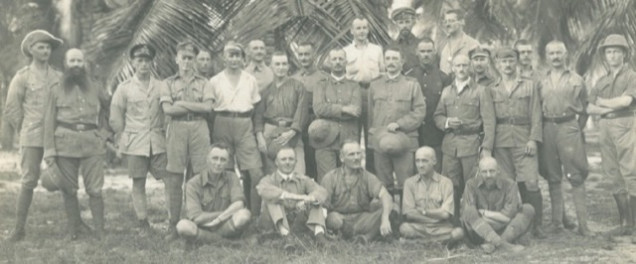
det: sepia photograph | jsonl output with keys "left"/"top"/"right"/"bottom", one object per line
{"left": 0, "top": 0, "right": 635, "bottom": 263}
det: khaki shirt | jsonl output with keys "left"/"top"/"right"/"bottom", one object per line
{"left": 253, "top": 78, "right": 308, "bottom": 133}
{"left": 43, "top": 84, "right": 107, "bottom": 158}
{"left": 434, "top": 79, "right": 496, "bottom": 157}
{"left": 245, "top": 62, "right": 274, "bottom": 92}
{"left": 488, "top": 78, "right": 542, "bottom": 147}
{"left": 159, "top": 74, "right": 214, "bottom": 106}
{"left": 292, "top": 68, "right": 327, "bottom": 116}
{"left": 462, "top": 176, "right": 522, "bottom": 219}
{"left": 402, "top": 172, "right": 454, "bottom": 223}
{"left": 4, "top": 66, "right": 62, "bottom": 147}
{"left": 439, "top": 33, "right": 479, "bottom": 74}
{"left": 343, "top": 41, "right": 385, "bottom": 83}
{"left": 368, "top": 74, "right": 426, "bottom": 148}
{"left": 184, "top": 170, "right": 244, "bottom": 220}
{"left": 257, "top": 171, "right": 328, "bottom": 210}
{"left": 589, "top": 67, "right": 636, "bottom": 111}
{"left": 312, "top": 76, "right": 361, "bottom": 150}
{"left": 320, "top": 167, "right": 384, "bottom": 214}
{"left": 538, "top": 69, "right": 587, "bottom": 118}
{"left": 110, "top": 76, "right": 166, "bottom": 156}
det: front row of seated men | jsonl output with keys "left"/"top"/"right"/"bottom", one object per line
{"left": 176, "top": 140, "right": 533, "bottom": 254}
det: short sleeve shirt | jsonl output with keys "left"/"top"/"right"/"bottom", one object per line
{"left": 209, "top": 70, "right": 261, "bottom": 112}
{"left": 402, "top": 173, "right": 454, "bottom": 223}
{"left": 159, "top": 74, "right": 213, "bottom": 105}
{"left": 589, "top": 67, "right": 636, "bottom": 108}
{"left": 184, "top": 170, "right": 244, "bottom": 220}
{"left": 462, "top": 176, "right": 522, "bottom": 219}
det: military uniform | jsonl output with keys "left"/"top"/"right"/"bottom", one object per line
{"left": 245, "top": 62, "right": 274, "bottom": 92}
{"left": 321, "top": 167, "right": 386, "bottom": 240}
{"left": 439, "top": 33, "right": 480, "bottom": 74}
{"left": 368, "top": 74, "right": 426, "bottom": 189}
{"left": 312, "top": 76, "right": 361, "bottom": 180}
{"left": 254, "top": 78, "right": 308, "bottom": 175}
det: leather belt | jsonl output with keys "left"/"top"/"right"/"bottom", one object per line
{"left": 216, "top": 111, "right": 252, "bottom": 118}
{"left": 172, "top": 113, "right": 205, "bottom": 121}
{"left": 57, "top": 122, "right": 98, "bottom": 132}
{"left": 601, "top": 110, "right": 636, "bottom": 119}
{"left": 543, "top": 115, "right": 576, "bottom": 124}
{"left": 265, "top": 118, "right": 292, "bottom": 127}
{"left": 451, "top": 128, "right": 481, "bottom": 135}
{"left": 496, "top": 116, "right": 531, "bottom": 125}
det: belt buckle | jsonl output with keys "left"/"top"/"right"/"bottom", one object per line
{"left": 76, "top": 124, "right": 85, "bottom": 131}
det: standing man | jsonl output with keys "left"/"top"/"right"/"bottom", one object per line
{"left": 312, "top": 48, "right": 361, "bottom": 181}
{"left": 487, "top": 48, "right": 546, "bottom": 238}
{"left": 469, "top": 47, "right": 496, "bottom": 87}
{"left": 368, "top": 46, "right": 426, "bottom": 190}
{"left": 292, "top": 42, "right": 327, "bottom": 180}
{"left": 110, "top": 44, "right": 169, "bottom": 232}
{"left": 176, "top": 143, "right": 251, "bottom": 247}
{"left": 587, "top": 34, "right": 636, "bottom": 240}
{"left": 245, "top": 39, "right": 274, "bottom": 92}
{"left": 256, "top": 147, "right": 329, "bottom": 250}
{"left": 514, "top": 40, "right": 535, "bottom": 79}
{"left": 461, "top": 157, "right": 534, "bottom": 254}
{"left": 390, "top": 6, "right": 420, "bottom": 74}
{"left": 5, "top": 30, "right": 63, "bottom": 242}
{"left": 538, "top": 41, "right": 593, "bottom": 236}
{"left": 43, "top": 49, "right": 109, "bottom": 240}
{"left": 254, "top": 52, "right": 308, "bottom": 175}
{"left": 407, "top": 38, "right": 452, "bottom": 172}
{"left": 160, "top": 41, "right": 214, "bottom": 241}
{"left": 439, "top": 9, "right": 480, "bottom": 74}
{"left": 344, "top": 17, "right": 385, "bottom": 173}
{"left": 209, "top": 42, "right": 263, "bottom": 217}
{"left": 400, "top": 147, "right": 464, "bottom": 243}
{"left": 321, "top": 141, "right": 397, "bottom": 243}
{"left": 434, "top": 54, "right": 495, "bottom": 220}
{"left": 196, "top": 48, "right": 216, "bottom": 79}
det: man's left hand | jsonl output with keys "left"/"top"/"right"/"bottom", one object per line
{"left": 525, "top": 140, "right": 537, "bottom": 156}
{"left": 386, "top": 123, "right": 400, "bottom": 132}
{"left": 274, "top": 130, "right": 297, "bottom": 145}
{"left": 380, "top": 219, "right": 392, "bottom": 236}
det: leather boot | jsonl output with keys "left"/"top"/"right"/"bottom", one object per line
{"left": 7, "top": 188, "right": 34, "bottom": 242}
{"left": 546, "top": 183, "right": 565, "bottom": 233}
{"left": 572, "top": 185, "right": 594, "bottom": 236}
{"left": 630, "top": 195, "right": 636, "bottom": 243}
{"left": 62, "top": 193, "right": 81, "bottom": 240}
{"left": 525, "top": 190, "right": 546, "bottom": 239}
{"left": 89, "top": 196, "right": 105, "bottom": 240}
{"left": 610, "top": 193, "right": 630, "bottom": 236}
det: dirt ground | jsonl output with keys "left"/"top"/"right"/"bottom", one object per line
{"left": 1, "top": 130, "right": 636, "bottom": 263}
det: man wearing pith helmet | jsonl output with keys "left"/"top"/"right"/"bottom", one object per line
{"left": 587, "top": 34, "right": 636, "bottom": 242}
{"left": 5, "top": 30, "right": 63, "bottom": 242}
{"left": 110, "top": 43, "right": 170, "bottom": 235}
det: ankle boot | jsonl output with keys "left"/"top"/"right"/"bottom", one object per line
{"left": 89, "top": 196, "right": 105, "bottom": 240}
{"left": 62, "top": 193, "right": 81, "bottom": 240}
{"left": 572, "top": 185, "right": 594, "bottom": 236}
{"left": 7, "top": 188, "right": 35, "bottom": 242}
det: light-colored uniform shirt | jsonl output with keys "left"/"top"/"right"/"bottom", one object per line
{"left": 110, "top": 76, "right": 166, "bottom": 156}
{"left": 257, "top": 171, "right": 328, "bottom": 210}
{"left": 245, "top": 62, "right": 274, "bottom": 92}
{"left": 439, "top": 32, "right": 480, "bottom": 74}
{"left": 313, "top": 76, "right": 362, "bottom": 150}
{"left": 402, "top": 172, "right": 454, "bottom": 223}
{"left": 343, "top": 41, "right": 385, "bottom": 83}
{"left": 320, "top": 167, "right": 384, "bottom": 214}
{"left": 184, "top": 169, "right": 245, "bottom": 220}
{"left": 538, "top": 69, "right": 587, "bottom": 118}
{"left": 210, "top": 70, "right": 261, "bottom": 112}
{"left": 159, "top": 74, "right": 214, "bottom": 107}
{"left": 4, "top": 66, "right": 62, "bottom": 147}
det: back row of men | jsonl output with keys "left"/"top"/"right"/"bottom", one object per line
{"left": 5, "top": 8, "right": 636, "bottom": 253}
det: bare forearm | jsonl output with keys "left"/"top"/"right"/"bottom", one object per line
{"left": 586, "top": 103, "right": 613, "bottom": 115}
{"left": 217, "top": 201, "right": 244, "bottom": 222}
{"left": 379, "top": 188, "right": 393, "bottom": 222}
{"left": 175, "top": 101, "right": 213, "bottom": 113}
{"left": 192, "top": 211, "right": 223, "bottom": 225}
{"left": 162, "top": 103, "right": 190, "bottom": 116}
{"left": 484, "top": 210, "right": 510, "bottom": 223}
{"left": 597, "top": 96, "right": 633, "bottom": 110}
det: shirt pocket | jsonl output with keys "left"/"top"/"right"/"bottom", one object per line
{"left": 128, "top": 95, "right": 147, "bottom": 117}
{"left": 26, "top": 81, "right": 46, "bottom": 106}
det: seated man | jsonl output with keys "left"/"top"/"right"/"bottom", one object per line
{"left": 400, "top": 146, "right": 464, "bottom": 243}
{"left": 176, "top": 143, "right": 251, "bottom": 246}
{"left": 321, "top": 140, "right": 397, "bottom": 243}
{"left": 256, "top": 147, "right": 329, "bottom": 250}
{"left": 461, "top": 157, "right": 534, "bottom": 254}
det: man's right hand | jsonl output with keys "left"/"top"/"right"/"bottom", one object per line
{"left": 447, "top": 117, "right": 462, "bottom": 129}
{"left": 256, "top": 133, "right": 267, "bottom": 153}
{"left": 342, "top": 105, "right": 360, "bottom": 117}
{"left": 44, "top": 157, "right": 55, "bottom": 167}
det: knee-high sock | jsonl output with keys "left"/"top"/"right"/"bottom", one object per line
{"left": 520, "top": 185, "right": 543, "bottom": 228}
{"left": 164, "top": 173, "right": 184, "bottom": 225}
{"left": 571, "top": 185, "right": 589, "bottom": 229}
{"left": 14, "top": 188, "right": 34, "bottom": 232}
{"left": 62, "top": 192, "right": 81, "bottom": 235}
{"left": 548, "top": 183, "right": 564, "bottom": 226}
{"left": 89, "top": 195, "right": 105, "bottom": 232}
{"left": 132, "top": 178, "right": 148, "bottom": 220}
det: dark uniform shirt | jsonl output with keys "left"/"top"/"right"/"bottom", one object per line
{"left": 462, "top": 176, "right": 522, "bottom": 219}
{"left": 321, "top": 167, "right": 384, "bottom": 214}
{"left": 393, "top": 32, "right": 420, "bottom": 75}
{"left": 407, "top": 64, "right": 452, "bottom": 146}
{"left": 538, "top": 69, "right": 587, "bottom": 118}
{"left": 589, "top": 67, "right": 636, "bottom": 111}
{"left": 312, "top": 76, "right": 361, "bottom": 150}
{"left": 254, "top": 78, "right": 308, "bottom": 133}
{"left": 488, "top": 78, "right": 542, "bottom": 147}
{"left": 184, "top": 170, "right": 244, "bottom": 220}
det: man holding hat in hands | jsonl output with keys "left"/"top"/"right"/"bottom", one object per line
{"left": 368, "top": 45, "right": 426, "bottom": 191}
{"left": 5, "top": 30, "right": 63, "bottom": 242}
{"left": 110, "top": 44, "right": 169, "bottom": 234}
{"left": 311, "top": 47, "right": 361, "bottom": 181}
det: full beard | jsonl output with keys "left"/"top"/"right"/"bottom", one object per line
{"left": 62, "top": 67, "right": 89, "bottom": 92}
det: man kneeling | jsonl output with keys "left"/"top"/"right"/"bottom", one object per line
{"left": 461, "top": 157, "right": 534, "bottom": 254}
{"left": 256, "top": 147, "right": 329, "bottom": 250}
{"left": 176, "top": 143, "right": 251, "bottom": 246}
{"left": 400, "top": 146, "right": 464, "bottom": 243}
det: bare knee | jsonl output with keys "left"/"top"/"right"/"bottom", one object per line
{"left": 176, "top": 219, "right": 197, "bottom": 238}
{"left": 521, "top": 204, "right": 535, "bottom": 218}
{"left": 399, "top": 223, "right": 416, "bottom": 238}
{"left": 232, "top": 208, "right": 252, "bottom": 228}
{"left": 326, "top": 212, "right": 344, "bottom": 230}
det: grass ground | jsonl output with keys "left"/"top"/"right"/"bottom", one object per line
{"left": 1, "top": 131, "right": 636, "bottom": 263}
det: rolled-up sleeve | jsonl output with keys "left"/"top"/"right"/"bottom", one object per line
{"left": 500, "top": 183, "right": 522, "bottom": 219}
{"left": 184, "top": 179, "right": 204, "bottom": 220}
{"left": 158, "top": 80, "right": 172, "bottom": 104}
{"left": 229, "top": 174, "right": 246, "bottom": 204}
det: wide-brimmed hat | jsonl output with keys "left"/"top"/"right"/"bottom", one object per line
{"left": 21, "top": 30, "right": 63, "bottom": 57}
{"left": 266, "top": 127, "right": 299, "bottom": 160}
{"left": 40, "top": 162, "right": 64, "bottom": 192}
{"left": 598, "top": 34, "right": 629, "bottom": 53}
{"left": 375, "top": 130, "right": 410, "bottom": 155}
{"left": 308, "top": 119, "right": 338, "bottom": 149}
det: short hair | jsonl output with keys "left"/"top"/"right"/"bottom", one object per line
{"left": 248, "top": 39, "right": 265, "bottom": 47}
{"left": 339, "top": 139, "right": 360, "bottom": 154}
{"left": 443, "top": 9, "right": 464, "bottom": 20}
{"left": 297, "top": 41, "right": 314, "bottom": 49}
{"left": 384, "top": 45, "right": 403, "bottom": 57}
{"left": 418, "top": 37, "right": 435, "bottom": 47}
{"left": 545, "top": 40, "right": 567, "bottom": 52}
{"left": 198, "top": 48, "right": 212, "bottom": 56}
{"left": 329, "top": 47, "right": 346, "bottom": 56}
{"left": 208, "top": 142, "right": 233, "bottom": 158}
{"left": 271, "top": 51, "right": 288, "bottom": 61}
{"left": 176, "top": 40, "right": 199, "bottom": 55}
{"left": 275, "top": 146, "right": 296, "bottom": 159}
{"left": 351, "top": 17, "right": 369, "bottom": 26}
{"left": 514, "top": 39, "right": 532, "bottom": 50}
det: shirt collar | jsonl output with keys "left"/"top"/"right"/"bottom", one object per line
{"left": 455, "top": 77, "right": 471, "bottom": 93}
{"left": 477, "top": 176, "right": 503, "bottom": 190}
{"left": 417, "top": 172, "right": 441, "bottom": 183}
{"left": 331, "top": 73, "right": 346, "bottom": 82}
{"left": 202, "top": 169, "right": 226, "bottom": 187}
{"left": 387, "top": 72, "right": 401, "bottom": 80}
{"left": 248, "top": 61, "right": 267, "bottom": 72}
{"left": 277, "top": 171, "right": 297, "bottom": 183}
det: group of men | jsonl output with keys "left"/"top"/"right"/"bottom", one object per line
{"left": 4, "top": 6, "right": 636, "bottom": 255}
